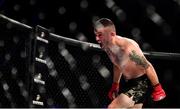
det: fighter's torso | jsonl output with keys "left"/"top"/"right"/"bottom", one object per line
{"left": 104, "top": 38, "right": 146, "bottom": 80}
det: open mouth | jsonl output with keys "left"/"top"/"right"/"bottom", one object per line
{"left": 97, "top": 40, "right": 101, "bottom": 43}
{"left": 97, "top": 41, "right": 104, "bottom": 48}
{"left": 99, "top": 42, "right": 104, "bottom": 48}
{"left": 99, "top": 43, "right": 102, "bottom": 47}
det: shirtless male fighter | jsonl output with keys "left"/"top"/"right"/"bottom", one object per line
{"left": 93, "top": 18, "right": 166, "bottom": 108}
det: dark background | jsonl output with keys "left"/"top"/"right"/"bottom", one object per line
{"left": 0, "top": 0, "right": 180, "bottom": 108}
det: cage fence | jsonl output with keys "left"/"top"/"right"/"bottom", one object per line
{"left": 0, "top": 14, "right": 180, "bottom": 108}
{"left": 0, "top": 16, "right": 32, "bottom": 107}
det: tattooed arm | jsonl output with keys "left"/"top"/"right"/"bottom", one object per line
{"left": 129, "top": 50, "right": 149, "bottom": 69}
{"left": 129, "top": 50, "right": 160, "bottom": 86}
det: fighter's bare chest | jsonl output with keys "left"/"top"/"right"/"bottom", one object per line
{"left": 105, "top": 46, "right": 127, "bottom": 66}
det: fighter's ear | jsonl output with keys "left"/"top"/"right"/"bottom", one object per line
{"left": 111, "top": 31, "right": 116, "bottom": 37}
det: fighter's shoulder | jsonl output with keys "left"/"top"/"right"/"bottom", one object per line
{"left": 117, "top": 36, "right": 139, "bottom": 47}
{"left": 127, "top": 38, "right": 139, "bottom": 47}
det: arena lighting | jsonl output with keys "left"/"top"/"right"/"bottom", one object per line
{"left": 1, "top": 14, "right": 180, "bottom": 108}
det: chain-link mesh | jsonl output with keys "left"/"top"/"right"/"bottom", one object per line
{"left": 1, "top": 16, "right": 180, "bottom": 108}
{"left": 0, "top": 18, "right": 32, "bottom": 107}
{"left": 32, "top": 26, "right": 114, "bottom": 107}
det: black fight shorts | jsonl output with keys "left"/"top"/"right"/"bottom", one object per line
{"left": 121, "top": 74, "right": 151, "bottom": 104}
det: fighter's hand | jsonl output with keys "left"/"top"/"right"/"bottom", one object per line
{"left": 151, "top": 83, "right": 166, "bottom": 101}
{"left": 108, "top": 82, "right": 119, "bottom": 100}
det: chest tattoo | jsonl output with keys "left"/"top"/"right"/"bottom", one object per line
{"left": 129, "top": 50, "right": 149, "bottom": 69}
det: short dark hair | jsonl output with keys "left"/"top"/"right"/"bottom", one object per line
{"left": 94, "top": 18, "right": 116, "bottom": 32}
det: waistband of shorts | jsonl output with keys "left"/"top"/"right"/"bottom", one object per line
{"left": 126, "top": 74, "right": 147, "bottom": 82}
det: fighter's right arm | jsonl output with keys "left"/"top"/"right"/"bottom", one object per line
{"left": 113, "top": 65, "right": 122, "bottom": 84}
{"left": 108, "top": 65, "right": 122, "bottom": 100}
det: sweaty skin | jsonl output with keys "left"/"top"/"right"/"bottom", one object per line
{"left": 94, "top": 18, "right": 165, "bottom": 108}
{"left": 103, "top": 36, "right": 149, "bottom": 80}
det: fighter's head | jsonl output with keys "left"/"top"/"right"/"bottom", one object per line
{"left": 94, "top": 18, "right": 116, "bottom": 48}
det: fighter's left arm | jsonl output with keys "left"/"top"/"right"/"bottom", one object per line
{"left": 129, "top": 41, "right": 166, "bottom": 101}
{"left": 129, "top": 50, "right": 150, "bottom": 69}
{"left": 128, "top": 45, "right": 160, "bottom": 86}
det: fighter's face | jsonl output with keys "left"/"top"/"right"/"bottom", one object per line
{"left": 94, "top": 27, "right": 110, "bottom": 48}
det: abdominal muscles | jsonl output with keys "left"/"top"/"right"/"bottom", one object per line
{"left": 121, "top": 60, "right": 146, "bottom": 80}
